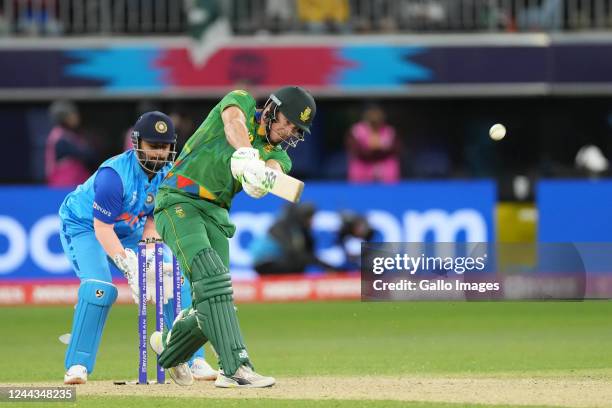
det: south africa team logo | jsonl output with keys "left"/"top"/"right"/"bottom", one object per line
{"left": 155, "top": 121, "right": 168, "bottom": 133}
{"left": 300, "top": 107, "right": 311, "bottom": 122}
{"left": 175, "top": 205, "right": 185, "bottom": 218}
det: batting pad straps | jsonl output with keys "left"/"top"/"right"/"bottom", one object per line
{"left": 190, "top": 249, "right": 252, "bottom": 376}
{"left": 198, "top": 274, "right": 233, "bottom": 300}
{"left": 191, "top": 249, "right": 233, "bottom": 294}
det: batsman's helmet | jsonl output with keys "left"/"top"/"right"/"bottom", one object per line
{"left": 263, "top": 86, "right": 316, "bottom": 149}
{"left": 131, "top": 111, "right": 177, "bottom": 173}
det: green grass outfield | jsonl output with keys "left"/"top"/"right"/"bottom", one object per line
{"left": 1, "top": 301, "right": 611, "bottom": 407}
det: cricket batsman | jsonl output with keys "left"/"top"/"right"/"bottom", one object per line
{"left": 150, "top": 86, "right": 316, "bottom": 388}
{"left": 59, "top": 111, "right": 216, "bottom": 384}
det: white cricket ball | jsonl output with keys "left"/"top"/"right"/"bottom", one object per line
{"left": 489, "top": 123, "right": 506, "bottom": 141}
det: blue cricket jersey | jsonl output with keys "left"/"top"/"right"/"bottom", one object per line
{"left": 59, "top": 150, "right": 170, "bottom": 239}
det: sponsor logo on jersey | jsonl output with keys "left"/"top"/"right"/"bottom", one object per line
{"left": 129, "top": 191, "right": 137, "bottom": 206}
{"left": 93, "top": 201, "right": 111, "bottom": 217}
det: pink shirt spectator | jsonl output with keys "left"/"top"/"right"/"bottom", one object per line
{"left": 45, "top": 126, "right": 92, "bottom": 187}
{"left": 347, "top": 106, "right": 400, "bottom": 183}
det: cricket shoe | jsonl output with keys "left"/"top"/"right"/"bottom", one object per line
{"left": 64, "top": 365, "right": 87, "bottom": 385}
{"left": 149, "top": 331, "right": 194, "bottom": 387}
{"left": 215, "top": 365, "right": 275, "bottom": 388}
{"left": 191, "top": 357, "right": 217, "bottom": 381}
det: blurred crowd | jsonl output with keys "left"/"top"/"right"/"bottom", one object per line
{"left": 42, "top": 96, "right": 612, "bottom": 200}
{"left": 0, "top": 0, "right": 606, "bottom": 37}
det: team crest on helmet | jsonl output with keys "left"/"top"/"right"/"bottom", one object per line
{"left": 155, "top": 121, "right": 168, "bottom": 133}
{"left": 264, "top": 144, "right": 274, "bottom": 153}
{"left": 300, "top": 107, "right": 311, "bottom": 122}
{"left": 95, "top": 290, "right": 105, "bottom": 298}
{"left": 175, "top": 205, "right": 185, "bottom": 218}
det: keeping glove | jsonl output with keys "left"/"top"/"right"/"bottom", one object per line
{"left": 230, "top": 147, "right": 259, "bottom": 181}
{"left": 113, "top": 248, "right": 140, "bottom": 304}
{"left": 145, "top": 257, "right": 176, "bottom": 305}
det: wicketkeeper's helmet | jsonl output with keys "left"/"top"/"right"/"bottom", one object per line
{"left": 131, "top": 111, "right": 177, "bottom": 173}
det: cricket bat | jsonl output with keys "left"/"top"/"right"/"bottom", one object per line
{"left": 262, "top": 167, "right": 304, "bottom": 203}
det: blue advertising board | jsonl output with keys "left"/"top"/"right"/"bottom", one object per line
{"left": 0, "top": 181, "right": 495, "bottom": 280}
{"left": 537, "top": 180, "right": 612, "bottom": 242}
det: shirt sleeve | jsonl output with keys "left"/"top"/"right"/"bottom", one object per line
{"left": 219, "top": 89, "right": 256, "bottom": 118}
{"left": 93, "top": 167, "right": 124, "bottom": 224}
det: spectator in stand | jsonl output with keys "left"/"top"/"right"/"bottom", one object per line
{"left": 346, "top": 103, "right": 401, "bottom": 183}
{"left": 15, "top": 0, "right": 62, "bottom": 36}
{"left": 297, "top": 0, "right": 351, "bottom": 33}
{"left": 264, "top": 0, "right": 295, "bottom": 34}
{"left": 45, "top": 100, "right": 96, "bottom": 187}
{"left": 575, "top": 145, "right": 610, "bottom": 178}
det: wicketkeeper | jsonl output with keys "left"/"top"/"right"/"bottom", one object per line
{"left": 150, "top": 86, "right": 316, "bottom": 387}
{"left": 59, "top": 111, "right": 216, "bottom": 384}
{"left": 59, "top": 111, "right": 174, "bottom": 384}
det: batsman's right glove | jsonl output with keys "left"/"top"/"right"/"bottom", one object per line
{"left": 241, "top": 160, "right": 269, "bottom": 199}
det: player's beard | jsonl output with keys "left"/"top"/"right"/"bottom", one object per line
{"left": 135, "top": 148, "right": 175, "bottom": 174}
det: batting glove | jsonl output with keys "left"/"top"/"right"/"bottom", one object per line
{"left": 230, "top": 147, "right": 259, "bottom": 181}
{"left": 241, "top": 161, "right": 269, "bottom": 199}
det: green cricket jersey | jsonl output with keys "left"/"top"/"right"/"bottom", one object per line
{"left": 161, "top": 90, "right": 292, "bottom": 210}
